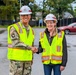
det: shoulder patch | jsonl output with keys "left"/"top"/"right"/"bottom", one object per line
{"left": 15, "top": 22, "right": 23, "bottom": 33}
{"left": 9, "top": 26, "right": 16, "bottom": 35}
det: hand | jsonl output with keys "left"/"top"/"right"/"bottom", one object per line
{"left": 60, "top": 66, "right": 65, "bottom": 71}
{"left": 31, "top": 47, "right": 38, "bottom": 53}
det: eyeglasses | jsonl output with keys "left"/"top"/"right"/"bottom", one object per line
{"left": 20, "top": 15, "right": 30, "bottom": 16}
{"left": 46, "top": 20, "right": 56, "bottom": 24}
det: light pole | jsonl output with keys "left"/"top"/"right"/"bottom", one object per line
{"left": 20, "top": 0, "right": 21, "bottom": 8}
{"left": 42, "top": 0, "right": 45, "bottom": 27}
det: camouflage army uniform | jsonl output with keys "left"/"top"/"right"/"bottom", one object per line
{"left": 9, "top": 61, "right": 31, "bottom": 75}
{"left": 9, "top": 24, "right": 33, "bottom": 75}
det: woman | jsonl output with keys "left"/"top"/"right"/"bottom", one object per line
{"left": 37, "top": 13, "right": 68, "bottom": 75}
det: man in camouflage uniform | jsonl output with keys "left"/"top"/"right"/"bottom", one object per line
{"left": 7, "top": 5, "right": 37, "bottom": 75}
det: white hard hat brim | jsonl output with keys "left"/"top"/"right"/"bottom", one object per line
{"left": 19, "top": 12, "right": 32, "bottom": 15}
{"left": 44, "top": 18, "right": 57, "bottom": 23}
{"left": 45, "top": 18, "right": 56, "bottom": 21}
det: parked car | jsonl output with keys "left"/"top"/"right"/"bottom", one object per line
{"left": 58, "top": 23, "right": 76, "bottom": 34}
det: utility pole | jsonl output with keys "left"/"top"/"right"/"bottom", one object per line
{"left": 42, "top": 0, "right": 45, "bottom": 19}
{"left": 42, "top": 0, "right": 45, "bottom": 26}
{"left": 20, "top": 0, "right": 21, "bottom": 8}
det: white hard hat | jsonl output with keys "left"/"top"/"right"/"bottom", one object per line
{"left": 19, "top": 5, "right": 32, "bottom": 15}
{"left": 44, "top": 14, "right": 57, "bottom": 22}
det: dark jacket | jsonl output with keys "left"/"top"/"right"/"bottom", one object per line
{"left": 37, "top": 28, "right": 68, "bottom": 67}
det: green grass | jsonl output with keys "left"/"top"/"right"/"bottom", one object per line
{"left": 0, "top": 25, "right": 46, "bottom": 28}
{"left": 0, "top": 25, "right": 8, "bottom": 28}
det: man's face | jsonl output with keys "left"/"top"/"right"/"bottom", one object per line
{"left": 20, "top": 14, "right": 31, "bottom": 25}
{"left": 46, "top": 20, "right": 56, "bottom": 32}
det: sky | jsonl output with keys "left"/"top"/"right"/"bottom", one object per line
{"left": 35, "top": 0, "right": 43, "bottom": 5}
{"left": 71, "top": 3, "right": 76, "bottom": 9}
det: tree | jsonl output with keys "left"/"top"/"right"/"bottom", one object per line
{"left": 19, "top": 0, "right": 34, "bottom": 6}
{"left": 3, "top": 0, "right": 18, "bottom": 5}
{"left": 0, "top": 0, "right": 19, "bottom": 20}
{"left": 45, "top": 0, "right": 75, "bottom": 19}
{"left": 73, "top": 6, "right": 76, "bottom": 17}
{"left": 0, "top": 5, "right": 12, "bottom": 20}
{"left": 28, "top": 1, "right": 42, "bottom": 19}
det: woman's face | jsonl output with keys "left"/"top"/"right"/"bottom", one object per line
{"left": 20, "top": 14, "right": 31, "bottom": 26}
{"left": 46, "top": 20, "right": 56, "bottom": 32}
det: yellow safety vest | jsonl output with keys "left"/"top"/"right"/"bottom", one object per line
{"left": 7, "top": 22, "right": 34, "bottom": 61}
{"left": 40, "top": 31, "right": 64, "bottom": 64}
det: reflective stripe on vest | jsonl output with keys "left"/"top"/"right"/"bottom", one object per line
{"left": 51, "top": 55, "right": 62, "bottom": 61}
{"left": 42, "top": 56, "right": 50, "bottom": 61}
{"left": 8, "top": 44, "right": 12, "bottom": 48}
{"left": 40, "top": 31, "right": 64, "bottom": 64}
{"left": 42, "top": 55, "right": 62, "bottom": 62}
{"left": 16, "top": 22, "right": 23, "bottom": 33}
